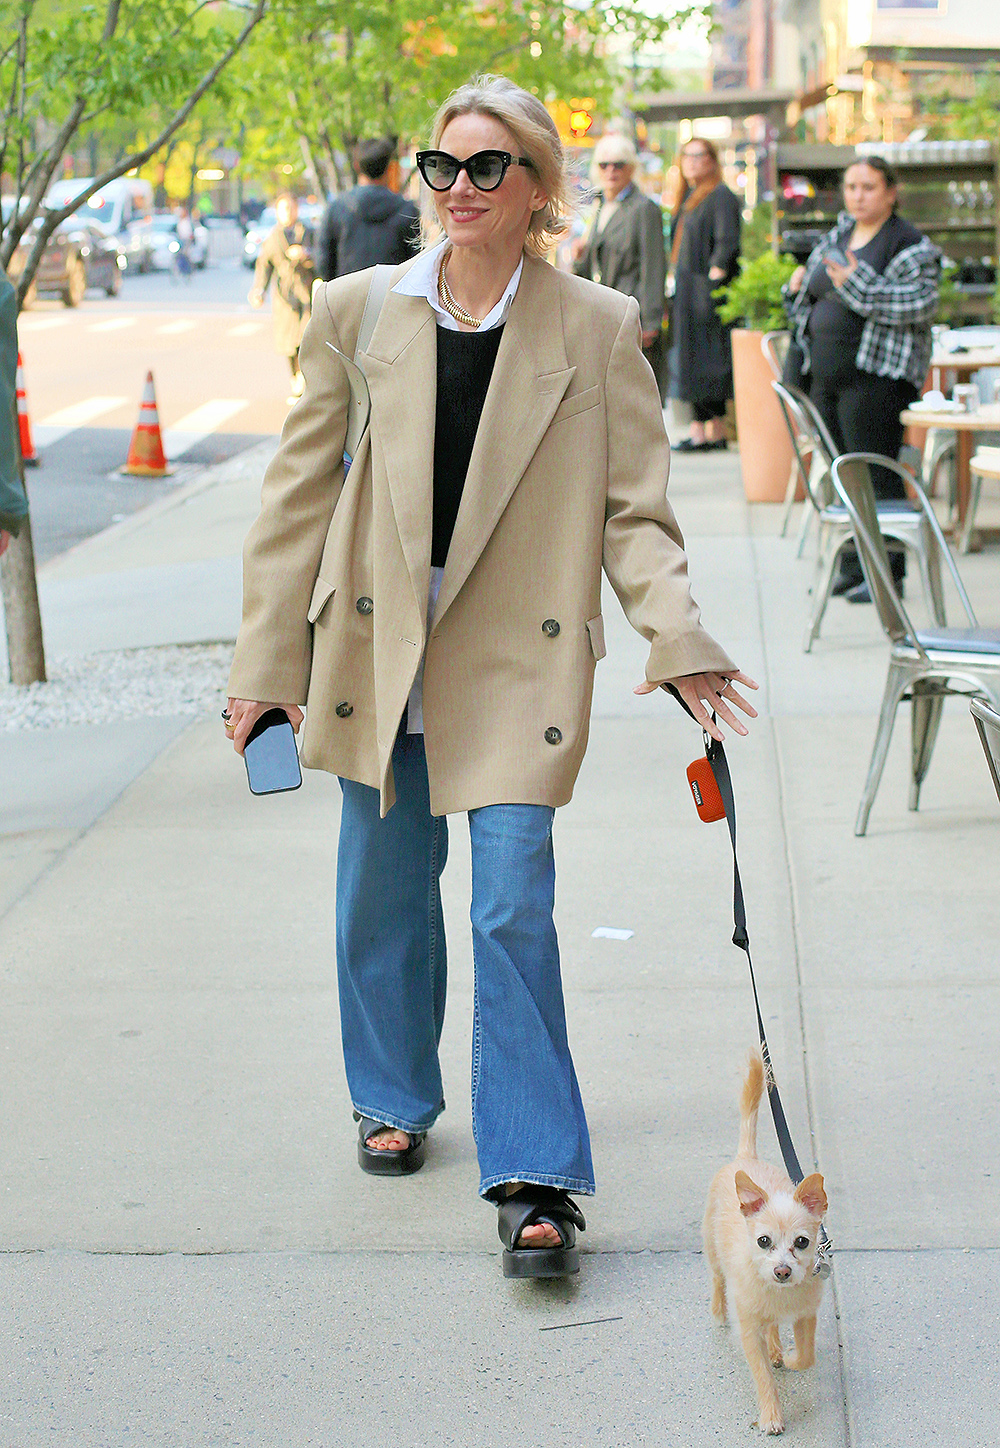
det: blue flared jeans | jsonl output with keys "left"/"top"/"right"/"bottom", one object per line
{"left": 336, "top": 729, "right": 594, "bottom": 1199}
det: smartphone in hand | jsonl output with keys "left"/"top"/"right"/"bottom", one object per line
{"left": 243, "top": 709, "right": 302, "bottom": 795}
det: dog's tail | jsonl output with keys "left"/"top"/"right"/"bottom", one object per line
{"left": 737, "top": 1049, "right": 765, "bottom": 1160}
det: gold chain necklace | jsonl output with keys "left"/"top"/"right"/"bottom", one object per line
{"left": 437, "top": 261, "right": 483, "bottom": 330}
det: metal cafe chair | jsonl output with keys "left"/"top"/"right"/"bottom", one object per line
{"left": 773, "top": 383, "right": 946, "bottom": 653}
{"left": 971, "top": 697, "right": 1000, "bottom": 804}
{"left": 961, "top": 447, "right": 1000, "bottom": 555}
{"left": 831, "top": 454, "right": 1000, "bottom": 835}
{"left": 771, "top": 379, "right": 835, "bottom": 561}
{"left": 760, "top": 332, "right": 802, "bottom": 538}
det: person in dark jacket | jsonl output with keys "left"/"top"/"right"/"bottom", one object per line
{"left": 571, "top": 133, "right": 666, "bottom": 364}
{"left": 0, "top": 273, "right": 29, "bottom": 558}
{"left": 314, "top": 138, "right": 420, "bottom": 280}
{"left": 668, "top": 138, "right": 741, "bottom": 451}
{"left": 785, "top": 156, "right": 940, "bottom": 601}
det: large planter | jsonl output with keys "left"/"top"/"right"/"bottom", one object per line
{"left": 731, "top": 328, "right": 795, "bottom": 502}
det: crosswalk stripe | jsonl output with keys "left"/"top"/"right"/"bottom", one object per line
{"left": 156, "top": 319, "right": 199, "bottom": 335}
{"left": 33, "top": 396, "right": 129, "bottom": 447}
{"left": 17, "top": 314, "right": 72, "bottom": 332}
{"left": 227, "top": 321, "right": 263, "bottom": 337}
{"left": 87, "top": 317, "right": 137, "bottom": 333}
{"left": 162, "top": 399, "right": 248, "bottom": 458}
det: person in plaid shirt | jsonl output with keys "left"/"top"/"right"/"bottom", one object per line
{"left": 784, "top": 156, "right": 941, "bottom": 602}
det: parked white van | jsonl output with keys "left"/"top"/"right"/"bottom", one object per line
{"left": 44, "top": 176, "right": 154, "bottom": 243}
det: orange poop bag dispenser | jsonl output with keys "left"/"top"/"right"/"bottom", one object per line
{"left": 686, "top": 754, "right": 726, "bottom": 823}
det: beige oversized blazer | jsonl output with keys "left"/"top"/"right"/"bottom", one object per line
{"left": 228, "top": 251, "right": 737, "bottom": 816}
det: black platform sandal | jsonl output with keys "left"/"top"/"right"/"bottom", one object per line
{"left": 496, "top": 1185, "right": 586, "bottom": 1278}
{"left": 354, "top": 1112, "right": 427, "bottom": 1176}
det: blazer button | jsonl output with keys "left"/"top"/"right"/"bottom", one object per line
{"left": 544, "top": 726, "right": 563, "bottom": 745}
{"left": 541, "top": 618, "right": 560, "bottom": 637}
{"left": 336, "top": 702, "right": 354, "bottom": 718}
{"left": 356, "top": 596, "right": 373, "bottom": 615}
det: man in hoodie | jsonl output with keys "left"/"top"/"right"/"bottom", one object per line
{"left": 314, "top": 138, "right": 420, "bottom": 280}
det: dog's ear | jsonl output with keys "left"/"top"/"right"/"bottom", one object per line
{"left": 735, "top": 1170, "right": 768, "bottom": 1216}
{"left": 794, "top": 1173, "right": 828, "bottom": 1218}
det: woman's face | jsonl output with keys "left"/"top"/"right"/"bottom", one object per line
{"left": 843, "top": 164, "right": 896, "bottom": 226}
{"left": 433, "top": 112, "right": 548, "bottom": 256}
{"left": 680, "top": 143, "right": 715, "bottom": 186}
{"left": 594, "top": 149, "right": 633, "bottom": 201}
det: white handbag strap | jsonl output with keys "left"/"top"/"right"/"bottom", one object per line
{"left": 355, "top": 264, "right": 394, "bottom": 360}
{"left": 323, "top": 264, "right": 395, "bottom": 462}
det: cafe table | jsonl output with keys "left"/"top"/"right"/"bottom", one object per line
{"left": 929, "top": 348, "right": 1000, "bottom": 392}
{"left": 900, "top": 401, "right": 1000, "bottom": 536}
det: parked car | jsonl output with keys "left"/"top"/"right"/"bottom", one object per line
{"left": 128, "top": 212, "right": 208, "bottom": 272}
{"left": 3, "top": 197, "right": 124, "bottom": 305}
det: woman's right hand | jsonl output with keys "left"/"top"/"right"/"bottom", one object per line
{"left": 225, "top": 698, "right": 304, "bottom": 754}
{"left": 787, "top": 265, "right": 806, "bottom": 294}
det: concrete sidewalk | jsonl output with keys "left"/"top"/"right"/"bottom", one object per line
{"left": 2, "top": 439, "right": 999, "bottom": 1447}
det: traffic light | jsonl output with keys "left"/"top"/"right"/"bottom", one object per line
{"left": 569, "top": 107, "right": 593, "bottom": 139}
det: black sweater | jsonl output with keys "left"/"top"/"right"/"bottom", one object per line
{"left": 431, "top": 325, "right": 504, "bottom": 568}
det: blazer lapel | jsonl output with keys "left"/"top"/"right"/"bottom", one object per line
{"left": 433, "top": 257, "right": 574, "bottom": 626}
{"left": 361, "top": 289, "right": 436, "bottom": 620}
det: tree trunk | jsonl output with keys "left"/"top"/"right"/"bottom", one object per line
{"left": 1, "top": 514, "right": 46, "bottom": 685}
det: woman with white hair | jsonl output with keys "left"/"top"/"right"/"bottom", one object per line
{"left": 572, "top": 132, "right": 667, "bottom": 357}
{"left": 226, "top": 76, "right": 755, "bottom": 1279}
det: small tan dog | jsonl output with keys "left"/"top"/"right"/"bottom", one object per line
{"left": 703, "top": 1051, "right": 828, "bottom": 1435}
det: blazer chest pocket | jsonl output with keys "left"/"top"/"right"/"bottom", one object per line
{"left": 550, "top": 385, "right": 601, "bottom": 426}
{"left": 307, "top": 576, "right": 336, "bottom": 624}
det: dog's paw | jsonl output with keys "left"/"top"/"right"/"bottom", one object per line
{"left": 756, "top": 1410, "right": 784, "bottom": 1436}
{"left": 770, "top": 1348, "right": 784, "bottom": 1368}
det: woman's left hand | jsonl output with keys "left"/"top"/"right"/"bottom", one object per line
{"left": 633, "top": 669, "right": 759, "bottom": 742}
{"left": 824, "top": 251, "right": 858, "bottom": 287}
{"left": 707, "top": 265, "right": 726, "bottom": 283}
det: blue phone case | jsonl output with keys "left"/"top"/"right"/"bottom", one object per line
{"left": 243, "top": 709, "right": 302, "bottom": 795}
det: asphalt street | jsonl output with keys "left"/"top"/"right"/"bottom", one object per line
{"left": 16, "top": 258, "right": 293, "bottom": 561}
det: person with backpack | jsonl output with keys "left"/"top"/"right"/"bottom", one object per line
{"left": 314, "top": 138, "right": 420, "bottom": 280}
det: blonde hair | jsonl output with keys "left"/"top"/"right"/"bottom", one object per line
{"left": 422, "top": 75, "right": 571, "bottom": 258}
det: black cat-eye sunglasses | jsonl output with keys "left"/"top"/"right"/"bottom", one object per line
{"left": 415, "top": 149, "right": 535, "bottom": 193}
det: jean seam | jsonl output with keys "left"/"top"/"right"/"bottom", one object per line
{"left": 428, "top": 814, "right": 441, "bottom": 1019}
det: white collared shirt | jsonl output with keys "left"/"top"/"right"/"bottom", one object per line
{"left": 391, "top": 240, "right": 523, "bottom": 332}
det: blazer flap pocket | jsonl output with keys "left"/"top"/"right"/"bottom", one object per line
{"left": 586, "top": 614, "right": 607, "bottom": 661}
{"left": 307, "top": 576, "right": 336, "bottom": 623}
{"left": 551, "top": 385, "right": 601, "bottom": 425}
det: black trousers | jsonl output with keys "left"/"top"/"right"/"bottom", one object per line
{"left": 808, "top": 368, "right": 919, "bottom": 584}
{"left": 808, "top": 368, "right": 918, "bottom": 500}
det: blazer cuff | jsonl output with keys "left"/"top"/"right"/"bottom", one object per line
{"left": 644, "top": 633, "right": 738, "bottom": 684}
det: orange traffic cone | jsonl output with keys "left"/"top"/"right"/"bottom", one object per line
{"left": 15, "top": 352, "right": 39, "bottom": 467}
{"left": 122, "top": 370, "right": 172, "bottom": 477}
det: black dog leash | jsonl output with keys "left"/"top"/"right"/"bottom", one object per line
{"left": 672, "top": 691, "right": 832, "bottom": 1277}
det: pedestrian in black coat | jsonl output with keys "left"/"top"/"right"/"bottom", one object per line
{"left": 571, "top": 133, "right": 666, "bottom": 366}
{"left": 315, "top": 138, "right": 420, "bottom": 280}
{"left": 668, "top": 138, "right": 741, "bottom": 451}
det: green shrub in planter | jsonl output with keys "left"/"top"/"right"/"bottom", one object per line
{"left": 713, "top": 251, "right": 797, "bottom": 332}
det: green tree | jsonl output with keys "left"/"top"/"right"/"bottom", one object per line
{"left": 240, "top": 0, "right": 706, "bottom": 196}
{"left": 0, "top": 0, "right": 266, "bottom": 685}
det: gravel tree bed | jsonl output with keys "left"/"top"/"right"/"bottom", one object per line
{"left": 1, "top": 644, "right": 234, "bottom": 731}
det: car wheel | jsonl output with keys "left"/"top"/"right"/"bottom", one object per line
{"left": 62, "top": 256, "right": 86, "bottom": 307}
